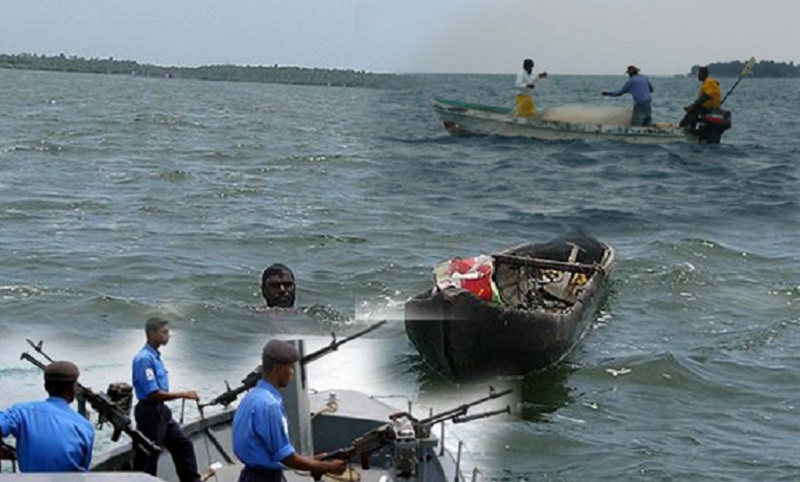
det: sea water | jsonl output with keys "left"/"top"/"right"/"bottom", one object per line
{"left": 1, "top": 69, "right": 799, "bottom": 480}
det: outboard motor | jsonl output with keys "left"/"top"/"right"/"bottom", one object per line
{"left": 698, "top": 108, "right": 732, "bottom": 144}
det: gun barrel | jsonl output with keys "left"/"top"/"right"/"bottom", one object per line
{"left": 320, "top": 447, "right": 354, "bottom": 461}
{"left": 419, "top": 388, "right": 513, "bottom": 426}
{"left": 452, "top": 406, "right": 511, "bottom": 424}
{"left": 203, "top": 321, "right": 387, "bottom": 409}
{"left": 25, "top": 339, "right": 54, "bottom": 362}
{"left": 301, "top": 320, "right": 387, "bottom": 365}
{"left": 20, "top": 352, "right": 47, "bottom": 370}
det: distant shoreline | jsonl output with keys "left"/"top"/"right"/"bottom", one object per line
{"left": 2, "top": 53, "right": 798, "bottom": 80}
{"left": 0, "top": 53, "right": 400, "bottom": 88}
{"left": 691, "top": 60, "right": 799, "bottom": 78}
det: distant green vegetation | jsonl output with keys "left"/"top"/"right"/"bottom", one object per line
{"left": 0, "top": 52, "right": 400, "bottom": 88}
{"left": 690, "top": 59, "right": 800, "bottom": 78}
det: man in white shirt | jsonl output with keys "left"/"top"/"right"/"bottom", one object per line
{"left": 515, "top": 58, "right": 547, "bottom": 117}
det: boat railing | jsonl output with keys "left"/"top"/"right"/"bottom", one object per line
{"left": 0, "top": 440, "right": 17, "bottom": 473}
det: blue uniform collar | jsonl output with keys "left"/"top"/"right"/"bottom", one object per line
{"left": 256, "top": 379, "right": 282, "bottom": 399}
{"left": 143, "top": 343, "right": 162, "bottom": 358}
{"left": 45, "top": 396, "right": 71, "bottom": 409}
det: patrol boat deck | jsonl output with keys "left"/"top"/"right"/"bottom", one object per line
{"left": 92, "top": 389, "right": 467, "bottom": 482}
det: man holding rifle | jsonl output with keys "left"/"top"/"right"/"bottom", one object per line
{"left": 232, "top": 339, "right": 347, "bottom": 482}
{"left": 0, "top": 360, "right": 94, "bottom": 472}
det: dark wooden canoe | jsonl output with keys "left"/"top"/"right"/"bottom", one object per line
{"left": 404, "top": 233, "right": 615, "bottom": 382}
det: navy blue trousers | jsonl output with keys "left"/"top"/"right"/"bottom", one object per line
{"left": 237, "top": 466, "right": 286, "bottom": 482}
{"left": 133, "top": 401, "right": 200, "bottom": 482}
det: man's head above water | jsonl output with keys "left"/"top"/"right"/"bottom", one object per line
{"left": 261, "top": 263, "right": 296, "bottom": 308}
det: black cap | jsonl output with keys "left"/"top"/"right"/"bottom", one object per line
{"left": 263, "top": 340, "right": 301, "bottom": 364}
{"left": 44, "top": 361, "right": 80, "bottom": 382}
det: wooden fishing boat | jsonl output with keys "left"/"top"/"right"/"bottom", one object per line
{"left": 431, "top": 98, "right": 705, "bottom": 144}
{"left": 405, "top": 233, "right": 615, "bottom": 382}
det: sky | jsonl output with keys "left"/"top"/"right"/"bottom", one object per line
{"left": 2, "top": 0, "right": 799, "bottom": 75}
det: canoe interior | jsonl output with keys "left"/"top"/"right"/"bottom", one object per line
{"left": 405, "top": 233, "right": 615, "bottom": 381}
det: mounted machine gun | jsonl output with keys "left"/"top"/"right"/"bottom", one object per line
{"left": 201, "top": 320, "right": 387, "bottom": 410}
{"left": 320, "top": 387, "right": 512, "bottom": 480}
{"left": 20, "top": 339, "right": 161, "bottom": 457}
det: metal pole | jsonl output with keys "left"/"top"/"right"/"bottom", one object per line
{"left": 284, "top": 340, "right": 313, "bottom": 455}
{"left": 454, "top": 441, "right": 463, "bottom": 482}
{"left": 439, "top": 421, "right": 445, "bottom": 456}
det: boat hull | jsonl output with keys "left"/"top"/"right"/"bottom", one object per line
{"left": 405, "top": 237, "right": 614, "bottom": 382}
{"left": 432, "top": 98, "right": 697, "bottom": 144}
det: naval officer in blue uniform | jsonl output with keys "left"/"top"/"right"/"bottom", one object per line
{"left": 0, "top": 360, "right": 94, "bottom": 472}
{"left": 132, "top": 317, "right": 202, "bottom": 482}
{"left": 232, "top": 339, "right": 347, "bottom": 482}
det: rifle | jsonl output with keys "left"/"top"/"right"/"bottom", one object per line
{"left": 200, "top": 320, "right": 387, "bottom": 409}
{"left": 21, "top": 340, "right": 162, "bottom": 457}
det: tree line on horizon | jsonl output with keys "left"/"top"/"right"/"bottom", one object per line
{"left": 2, "top": 53, "right": 798, "bottom": 80}
{"left": 0, "top": 53, "right": 401, "bottom": 88}
{"left": 690, "top": 59, "right": 800, "bottom": 78}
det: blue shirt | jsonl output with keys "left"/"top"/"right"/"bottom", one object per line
{"left": 0, "top": 397, "right": 94, "bottom": 472}
{"left": 132, "top": 344, "right": 170, "bottom": 400}
{"left": 232, "top": 380, "right": 295, "bottom": 470}
{"left": 606, "top": 74, "right": 654, "bottom": 105}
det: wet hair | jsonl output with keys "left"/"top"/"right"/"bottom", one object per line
{"left": 523, "top": 59, "right": 534, "bottom": 69}
{"left": 145, "top": 317, "right": 169, "bottom": 335}
{"left": 699, "top": 66, "right": 709, "bottom": 76}
{"left": 261, "top": 264, "right": 294, "bottom": 288}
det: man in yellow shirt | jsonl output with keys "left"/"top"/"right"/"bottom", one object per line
{"left": 679, "top": 66, "right": 721, "bottom": 129}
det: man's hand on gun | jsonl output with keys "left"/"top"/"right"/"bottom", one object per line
{"left": 311, "top": 453, "right": 348, "bottom": 479}
{"left": 182, "top": 390, "right": 200, "bottom": 401}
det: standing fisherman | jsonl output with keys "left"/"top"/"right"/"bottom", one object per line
{"left": 514, "top": 58, "right": 548, "bottom": 117}
{"left": 602, "top": 65, "right": 654, "bottom": 126}
{"left": 132, "top": 317, "right": 202, "bottom": 482}
{"left": 0, "top": 361, "right": 94, "bottom": 472}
